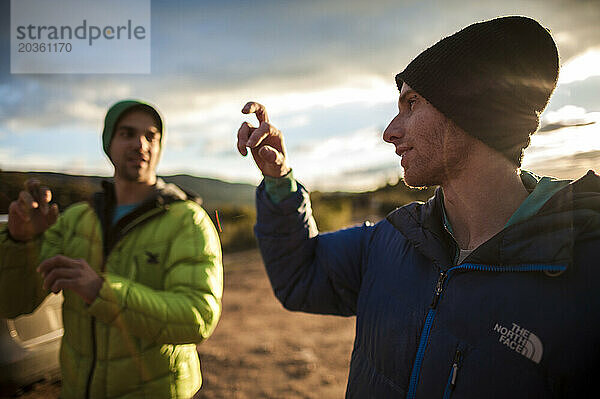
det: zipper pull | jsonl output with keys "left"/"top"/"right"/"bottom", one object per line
{"left": 430, "top": 271, "right": 447, "bottom": 308}
{"left": 450, "top": 350, "right": 461, "bottom": 389}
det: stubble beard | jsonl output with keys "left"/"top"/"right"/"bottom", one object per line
{"left": 402, "top": 160, "right": 444, "bottom": 189}
{"left": 115, "top": 162, "right": 153, "bottom": 184}
{"left": 401, "top": 122, "right": 468, "bottom": 189}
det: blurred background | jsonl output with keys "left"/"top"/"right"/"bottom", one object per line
{"left": 1, "top": 0, "right": 599, "bottom": 398}
{"left": 1, "top": 0, "right": 599, "bottom": 192}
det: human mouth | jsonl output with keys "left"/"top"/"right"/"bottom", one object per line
{"left": 128, "top": 155, "right": 149, "bottom": 167}
{"left": 395, "top": 145, "right": 412, "bottom": 157}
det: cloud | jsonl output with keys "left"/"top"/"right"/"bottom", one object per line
{"left": 558, "top": 48, "right": 600, "bottom": 84}
{"left": 539, "top": 106, "right": 599, "bottom": 132}
{"left": 0, "top": 146, "right": 111, "bottom": 175}
{"left": 312, "top": 162, "right": 401, "bottom": 192}
{"left": 285, "top": 125, "right": 401, "bottom": 190}
{"left": 523, "top": 121, "right": 600, "bottom": 177}
{"left": 2, "top": 0, "right": 600, "bottom": 191}
{"left": 546, "top": 76, "right": 600, "bottom": 113}
{"left": 0, "top": 78, "right": 132, "bottom": 134}
{"left": 539, "top": 121, "right": 595, "bottom": 133}
{"left": 524, "top": 149, "right": 600, "bottom": 179}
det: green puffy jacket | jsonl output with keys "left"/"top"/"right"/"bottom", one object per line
{"left": 0, "top": 180, "right": 223, "bottom": 398}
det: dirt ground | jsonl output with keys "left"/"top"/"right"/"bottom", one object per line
{"left": 13, "top": 249, "right": 356, "bottom": 399}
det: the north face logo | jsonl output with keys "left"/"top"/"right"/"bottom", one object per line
{"left": 493, "top": 322, "right": 543, "bottom": 364}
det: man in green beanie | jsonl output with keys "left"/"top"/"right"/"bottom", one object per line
{"left": 1, "top": 100, "right": 223, "bottom": 398}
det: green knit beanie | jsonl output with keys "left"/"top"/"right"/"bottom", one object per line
{"left": 102, "top": 100, "right": 164, "bottom": 158}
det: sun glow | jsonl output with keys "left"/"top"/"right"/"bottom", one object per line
{"left": 558, "top": 48, "right": 600, "bottom": 85}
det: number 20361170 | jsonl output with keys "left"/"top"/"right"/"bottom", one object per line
{"left": 18, "top": 42, "right": 72, "bottom": 52}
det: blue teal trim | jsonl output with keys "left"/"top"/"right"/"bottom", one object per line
{"left": 449, "top": 263, "right": 567, "bottom": 274}
{"left": 442, "top": 170, "right": 571, "bottom": 237}
{"left": 442, "top": 204, "right": 454, "bottom": 236}
{"left": 505, "top": 171, "right": 571, "bottom": 227}
{"left": 406, "top": 309, "right": 437, "bottom": 399}
{"left": 442, "top": 366, "right": 454, "bottom": 399}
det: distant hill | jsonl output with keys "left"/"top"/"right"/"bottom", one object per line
{"left": 0, "top": 171, "right": 256, "bottom": 212}
{"left": 162, "top": 174, "right": 256, "bottom": 208}
{"left": 0, "top": 170, "right": 435, "bottom": 253}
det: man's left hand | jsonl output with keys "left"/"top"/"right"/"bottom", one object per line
{"left": 37, "top": 255, "right": 104, "bottom": 304}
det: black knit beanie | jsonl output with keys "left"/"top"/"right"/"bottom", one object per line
{"left": 395, "top": 16, "right": 559, "bottom": 165}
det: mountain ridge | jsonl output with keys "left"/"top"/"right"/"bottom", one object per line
{"left": 0, "top": 170, "right": 256, "bottom": 211}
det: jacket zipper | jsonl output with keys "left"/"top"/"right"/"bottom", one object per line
{"left": 85, "top": 318, "right": 97, "bottom": 399}
{"left": 442, "top": 349, "right": 462, "bottom": 399}
{"left": 406, "top": 271, "right": 447, "bottom": 399}
{"left": 86, "top": 253, "right": 105, "bottom": 399}
{"left": 430, "top": 271, "right": 447, "bottom": 309}
{"left": 84, "top": 206, "right": 166, "bottom": 398}
{"left": 405, "top": 262, "right": 566, "bottom": 399}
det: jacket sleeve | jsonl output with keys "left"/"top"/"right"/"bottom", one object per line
{"left": 87, "top": 204, "right": 223, "bottom": 345}
{"left": 255, "top": 181, "right": 374, "bottom": 316}
{"left": 0, "top": 214, "right": 68, "bottom": 318}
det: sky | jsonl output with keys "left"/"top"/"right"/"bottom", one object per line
{"left": 1, "top": 0, "right": 599, "bottom": 191}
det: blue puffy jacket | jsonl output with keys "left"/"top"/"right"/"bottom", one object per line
{"left": 254, "top": 171, "right": 600, "bottom": 398}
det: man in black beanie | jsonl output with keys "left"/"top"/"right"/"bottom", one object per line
{"left": 238, "top": 16, "right": 600, "bottom": 398}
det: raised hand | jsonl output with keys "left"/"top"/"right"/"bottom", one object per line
{"left": 37, "top": 255, "right": 103, "bottom": 304}
{"left": 237, "top": 102, "right": 291, "bottom": 178}
{"left": 8, "top": 179, "right": 59, "bottom": 242}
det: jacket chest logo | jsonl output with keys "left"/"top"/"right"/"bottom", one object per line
{"left": 145, "top": 251, "right": 159, "bottom": 264}
{"left": 493, "top": 322, "right": 543, "bottom": 364}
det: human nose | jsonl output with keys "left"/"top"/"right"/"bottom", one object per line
{"left": 132, "top": 134, "right": 150, "bottom": 151}
{"left": 383, "top": 114, "right": 403, "bottom": 143}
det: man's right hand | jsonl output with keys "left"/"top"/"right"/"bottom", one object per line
{"left": 8, "top": 179, "right": 59, "bottom": 242}
{"left": 237, "top": 102, "right": 291, "bottom": 178}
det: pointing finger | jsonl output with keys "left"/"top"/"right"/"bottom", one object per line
{"left": 43, "top": 267, "right": 79, "bottom": 291}
{"left": 50, "top": 278, "right": 76, "bottom": 294}
{"left": 18, "top": 191, "right": 37, "bottom": 220}
{"left": 241, "top": 102, "right": 270, "bottom": 124}
{"left": 37, "top": 254, "right": 77, "bottom": 275}
{"left": 38, "top": 186, "right": 51, "bottom": 213}
{"left": 247, "top": 122, "right": 278, "bottom": 148}
{"left": 237, "top": 122, "right": 254, "bottom": 156}
{"left": 25, "top": 179, "right": 42, "bottom": 203}
{"left": 48, "top": 203, "right": 59, "bottom": 225}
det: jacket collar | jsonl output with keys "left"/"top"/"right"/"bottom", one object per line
{"left": 387, "top": 188, "right": 455, "bottom": 270}
{"left": 387, "top": 170, "right": 600, "bottom": 270}
{"left": 92, "top": 178, "right": 200, "bottom": 256}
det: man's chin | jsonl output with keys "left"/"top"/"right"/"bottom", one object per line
{"left": 402, "top": 170, "right": 435, "bottom": 189}
{"left": 119, "top": 168, "right": 153, "bottom": 184}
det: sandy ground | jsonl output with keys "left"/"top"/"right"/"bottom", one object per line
{"left": 11, "top": 249, "right": 356, "bottom": 399}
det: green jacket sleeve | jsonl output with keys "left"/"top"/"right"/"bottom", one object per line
{"left": 87, "top": 204, "right": 223, "bottom": 345}
{"left": 0, "top": 213, "right": 67, "bottom": 318}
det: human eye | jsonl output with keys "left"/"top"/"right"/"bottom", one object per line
{"left": 146, "top": 132, "right": 160, "bottom": 142}
{"left": 116, "top": 127, "right": 136, "bottom": 138}
{"left": 407, "top": 96, "right": 417, "bottom": 109}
